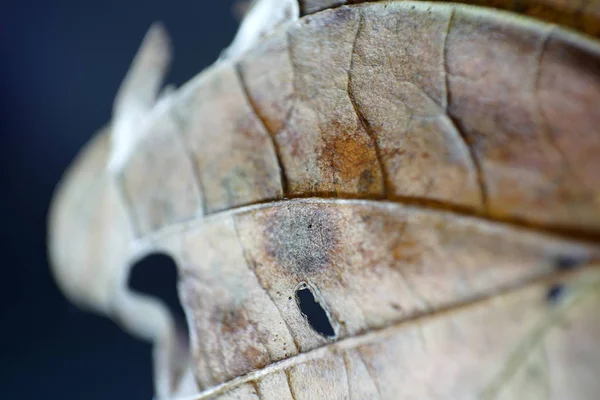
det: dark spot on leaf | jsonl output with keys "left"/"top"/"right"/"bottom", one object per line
{"left": 554, "top": 255, "right": 586, "bottom": 271}
{"left": 263, "top": 204, "right": 339, "bottom": 275}
{"left": 295, "top": 285, "right": 336, "bottom": 339}
{"left": 546, "top": 284, "right": 566, "bottom": 304}
{"left": 358, "top": 169, "right": 375, "bottom": 192}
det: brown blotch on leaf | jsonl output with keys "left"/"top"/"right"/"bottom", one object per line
{"left": 220, "top": 306, "right": 250, "bottom": 335}
{"left": 392, "top": 238, "right": 422, "bottom": 265}
{"left": 315, "top": 117, "right": 384, "bottom": 198}
{"left": 242, "top": 346, "right": 268, "bottom": 369}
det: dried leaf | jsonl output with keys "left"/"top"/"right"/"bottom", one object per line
{"left": 49, "top": 1, "right": 600, "bottom": 399}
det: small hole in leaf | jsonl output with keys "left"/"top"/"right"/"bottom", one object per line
{"left": 546, "top": 283, "right": 566, "bottom": 304}
{"left": 295, "top": 285, "right": 335, "bottom": 339}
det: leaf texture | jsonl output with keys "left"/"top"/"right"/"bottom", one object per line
{"left": 299, "top": 1, "right": 600, "bottom": 38}
{"left": 48, "top": 1, "right": 600, "bottom": 399}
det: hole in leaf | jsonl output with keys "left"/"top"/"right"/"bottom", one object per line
{"left": 295, "top": 284, "right": 335, "bottom": 339}
{"left": 128, "top": 253, "right": 189, "bottom": 338}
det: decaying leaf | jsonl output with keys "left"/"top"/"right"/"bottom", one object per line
{"left": 48, "top": 1, "right": 600, "bottom": 399}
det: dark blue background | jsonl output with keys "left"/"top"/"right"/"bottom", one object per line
{"left": 0, "top": 1, "right": 238, "bottom": 398}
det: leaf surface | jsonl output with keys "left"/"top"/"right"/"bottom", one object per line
{"left": 48, "top": 1, "right": 600, "bottom": 399}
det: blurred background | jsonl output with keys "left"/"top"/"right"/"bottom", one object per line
{"left": 0, "top": 1, "right": 239, "bottom": 398}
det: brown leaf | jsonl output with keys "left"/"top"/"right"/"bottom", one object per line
{"left": 300, "top": 1, "right": 600, "bottom": 38}
{"left": 49, "top": 1, "right": 600, "bottom": 399}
